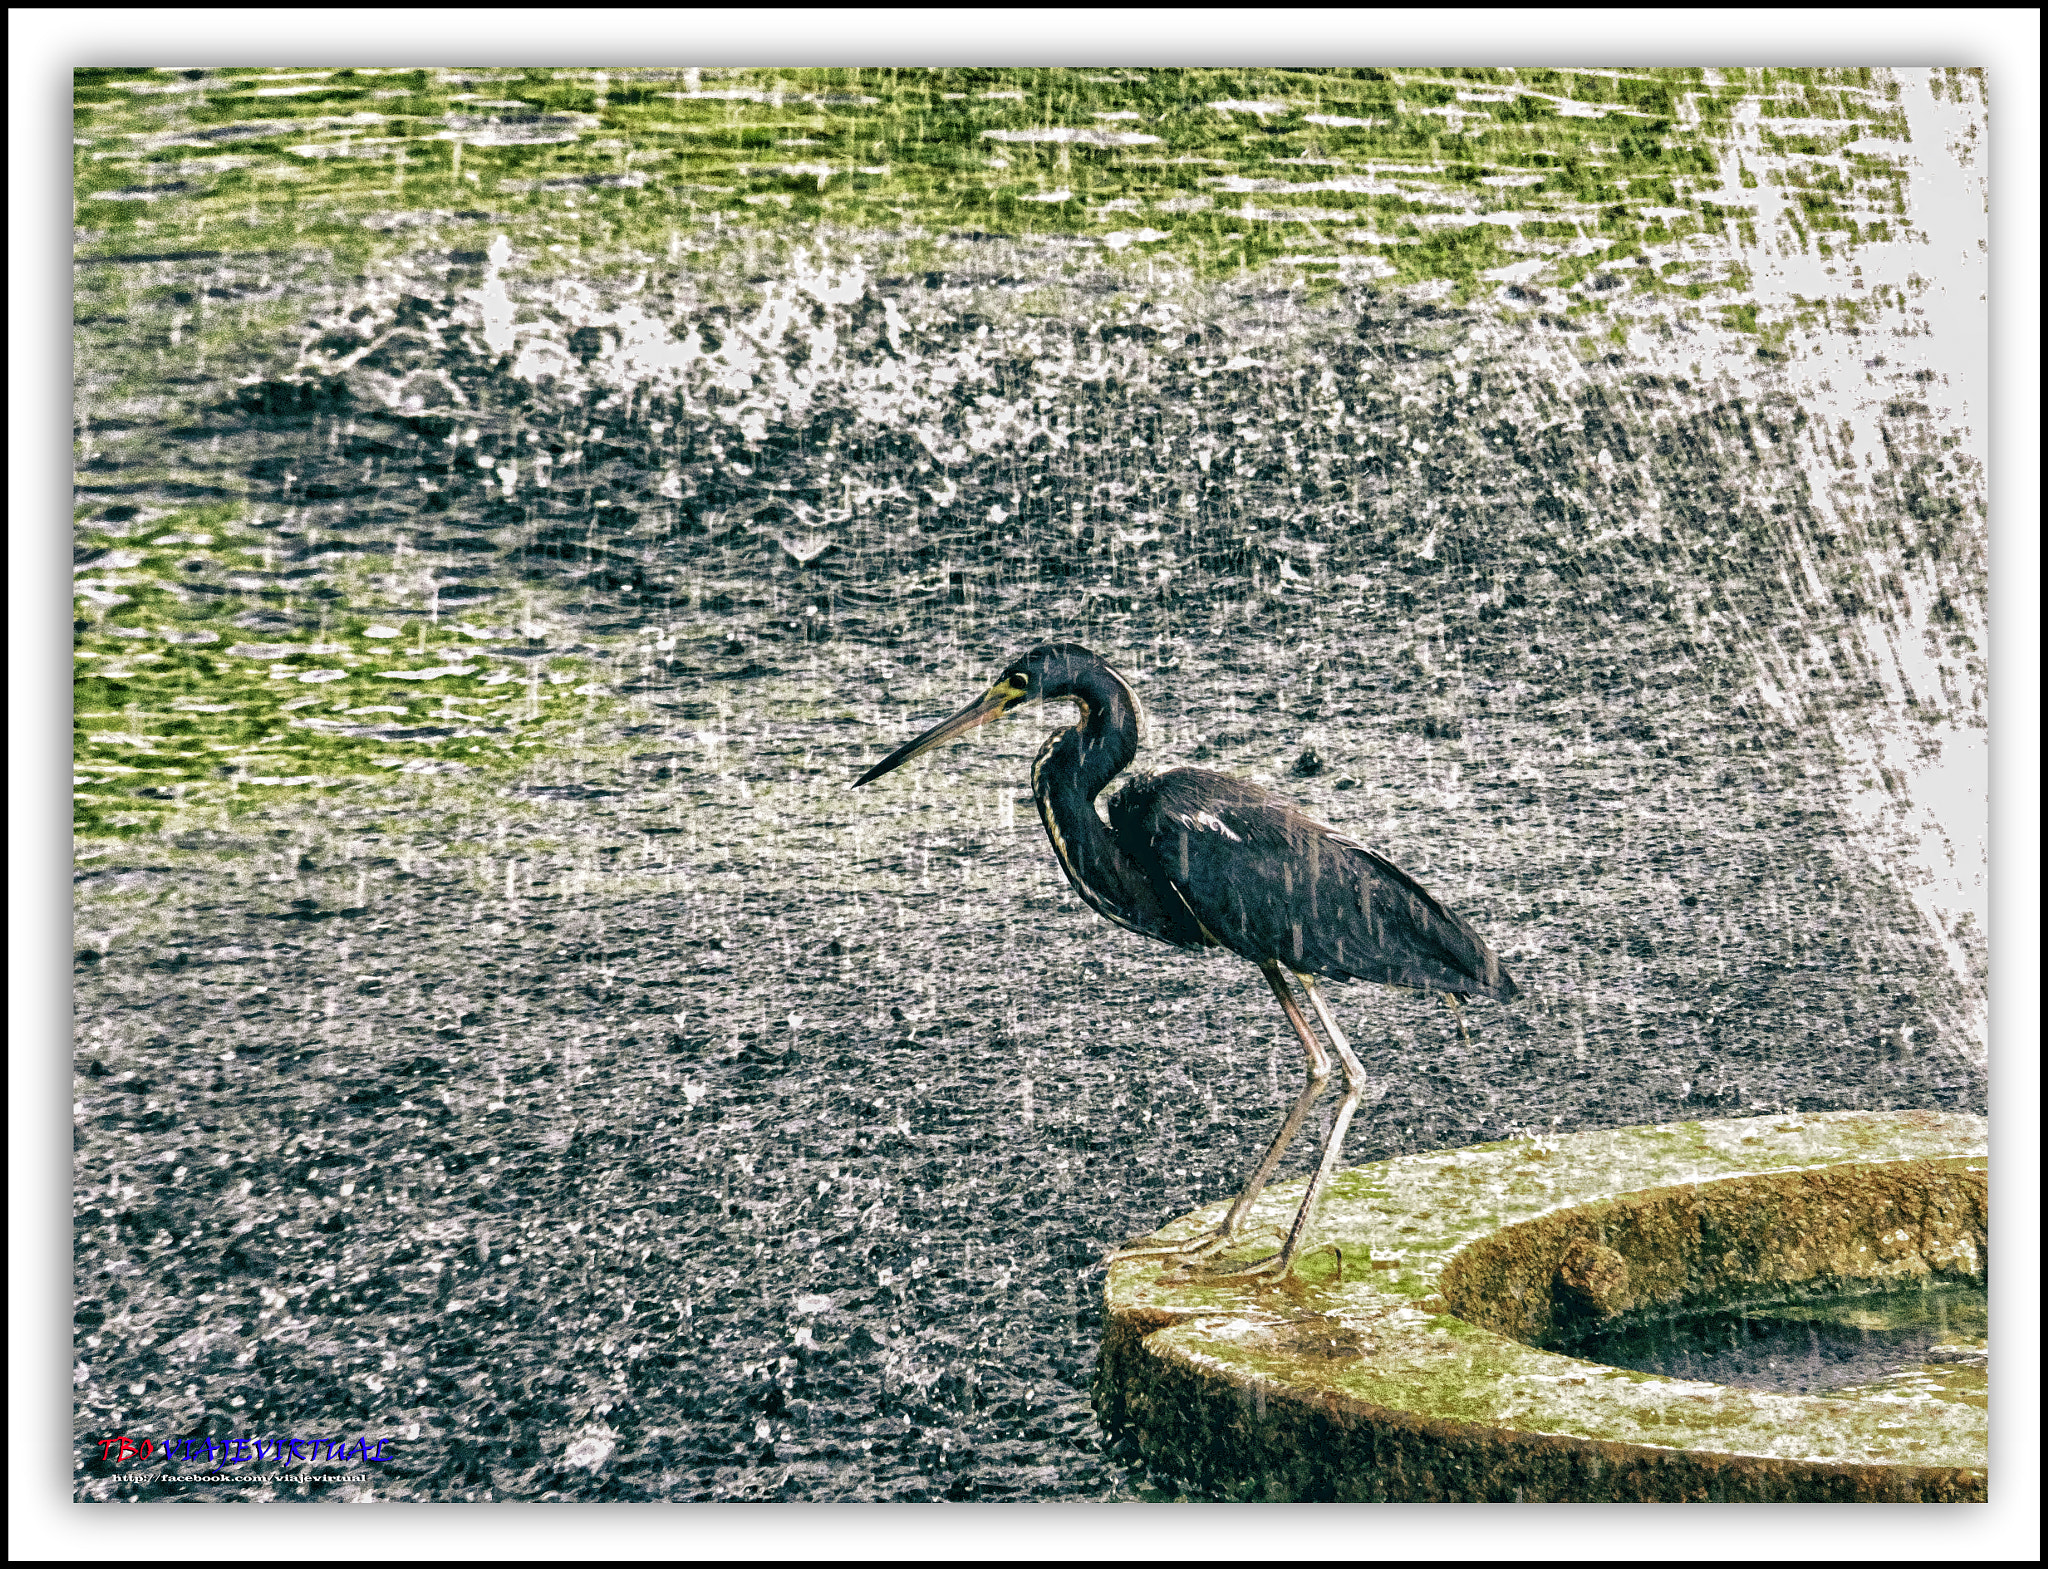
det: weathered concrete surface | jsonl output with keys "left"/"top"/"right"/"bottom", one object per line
{"left": 1096, "top": 1111, "right": 1987, "bottom": 1501}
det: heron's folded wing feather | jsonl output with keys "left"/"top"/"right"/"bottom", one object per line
{"left": 1119, "top": 769, "right": 1516, "bottom": 998}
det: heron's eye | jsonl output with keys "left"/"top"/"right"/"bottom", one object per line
{"left": 1013, "top": 671, "right": 1029, "bottom": 687}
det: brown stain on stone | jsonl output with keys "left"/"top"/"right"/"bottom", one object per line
{"left": 1267, "top": 1318, "right": 1374, "bottom": 1362}
{"left": 1555, "top": 1237, "right": 1631, "bottom": 1317}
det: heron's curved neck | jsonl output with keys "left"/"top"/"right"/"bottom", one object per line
{"left": 1028, "top": 676, "right": 1156, "bottom": 936}
{"left": 1034, "top": 678, "right": 1141, "bottom": 805}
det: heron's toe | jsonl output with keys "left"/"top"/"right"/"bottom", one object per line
{"left": 1181, "top": 1247, "right": 1291, "bottom": 1283}
{"left": 1108, "top": 1225, "right": 1232, "bottom": 1264}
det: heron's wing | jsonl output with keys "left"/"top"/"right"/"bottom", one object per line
{"left": 1118, "top": 768, "right": 1518, "bottom": 998}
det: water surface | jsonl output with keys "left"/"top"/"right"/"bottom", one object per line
{"left": 1561, "top": 1283, "right": 1988, "bottom": 1405}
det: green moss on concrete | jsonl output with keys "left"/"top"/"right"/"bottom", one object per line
{"left": 1097, "top": 1111, "right": 1987, "bottom": 1501}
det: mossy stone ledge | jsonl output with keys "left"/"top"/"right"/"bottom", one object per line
{"left": 1096, "top": 1111, "right": 1987, "bottom": 1502}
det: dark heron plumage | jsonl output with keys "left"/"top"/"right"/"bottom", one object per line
{"left": 853, "top": 642, "right": 1518, "bottom": 1280}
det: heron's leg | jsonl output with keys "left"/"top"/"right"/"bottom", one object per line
{"left": 1111, "top": 961, "right": 1332, "bottom": 1264}
{"left": 1443, "top": 992, "right": 1471, "bottom": 1045}
{"left": 1215, "top": 964, "right": 1337, "bottom": 1236}
{"left": 1196, "top": 972, "right": 1371, "bottom": 1282}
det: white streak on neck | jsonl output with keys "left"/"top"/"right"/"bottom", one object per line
{"left": 1101, "top": 659, "right": 1148, "bottom": 750}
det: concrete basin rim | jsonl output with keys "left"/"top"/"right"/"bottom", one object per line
{"left": 1141, "top": 1325, "right": 1986, "bottom": 1484}
{"left": 1102, "top": 1111, "right": 1988, "bottom": 1484}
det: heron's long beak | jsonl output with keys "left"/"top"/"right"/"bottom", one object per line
{"left": 853, "top": 682, "right": 1020, "bottom": 787}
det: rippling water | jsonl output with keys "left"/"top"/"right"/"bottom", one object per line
{"left": 73, "top": 67, "right": 1988, "bottom": 1501}
{"left": 1559, "top": 1283, "right": 1988, "bottom": 1404}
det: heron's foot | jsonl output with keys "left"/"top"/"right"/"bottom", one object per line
{"left": 1159, "top": 1226, "right": 1293, "bottom": 1281}
{"left": 1180, "top": 1239, "right": 1339, "bottom": 1285}
{"left": 1107, "top": 1224, "right": 1237, "bottom": 1265}
{"left": 1181, "top": 1248, "right": 1290, "bottom": 1282}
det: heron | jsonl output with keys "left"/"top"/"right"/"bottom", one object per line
{"left": 852, "top": 642, "right": 1518, "bottom": 1280}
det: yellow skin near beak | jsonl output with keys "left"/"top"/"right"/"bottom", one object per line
{"left": 851, "top": 676, "right": 1028, "bottom": 787}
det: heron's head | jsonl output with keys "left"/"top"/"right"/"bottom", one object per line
{"left": 851, "top": 643, "right": 1121, "bottom": 787}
